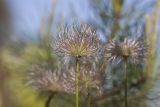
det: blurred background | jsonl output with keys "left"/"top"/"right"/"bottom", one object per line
{"left": 0, "top": 0, "right": 160, "bottom": 107}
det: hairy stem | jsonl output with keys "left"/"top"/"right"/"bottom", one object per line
{"left": 45, "top": 92, "right": 56, "bottom": 107}
{"left": 75, "top": 57, "right": 79, "bottom": 107}
{"left": 124, "top": 60, "right": 128, "bottom": 107}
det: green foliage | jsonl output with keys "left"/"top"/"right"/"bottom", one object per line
{"left": 1, "top": 42, "right": 57, "bottom": 107}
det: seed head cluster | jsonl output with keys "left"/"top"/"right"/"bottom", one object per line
{"left": 26, "top": 23, "right": 147, "bottom": 99}
{"left": 61, "top": 66, "right": 101, "bottom": 95}
{"left": 26, "top": 65, "right": 101, "bottom": 95}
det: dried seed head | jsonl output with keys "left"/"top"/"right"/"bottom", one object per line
{"left": 121, "top": 38, "right": 147, "bottom": 63}
{"left": 54, "top": 24, "right": 99, "bottom": 58}
{"left": 26, "top": 70, "right": 63, "bottom": 92}
{"left": 104, "top": 38, "right": 147, "bottom": 64}
{"left": 61, "top": 66, "right": 101, "bottom": 95}
{"left": 104, "top": 39, "right": 122, "bottom": 64}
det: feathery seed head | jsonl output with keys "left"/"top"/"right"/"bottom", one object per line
{"left": 26, "top": 70, "right": 63, "bottom": 92}
{"left": 104, "top": 38, "right": 147, "bottom": 64}
{"left": 61, "top": 66, "right": 101, "bottom": 95}
{"left": 54, "top": 24, "right": 99, "bottom": 58}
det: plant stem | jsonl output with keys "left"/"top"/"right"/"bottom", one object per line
{"left": 87, "top": 93, "right": 91, "bottom": 107}
{"left": 75, "top": 57, "right": 79, "bottom": 107}
{"left": 45, "top": 92, "right": 56, "bottom": 107}
{"left": 124, "top": 60, "right": 128, "bottom": 107}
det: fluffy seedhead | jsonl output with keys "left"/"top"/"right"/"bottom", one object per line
{"left": 26, "top": 69, "right": 63, "bottom": 92}
{"left": 54, "top": 24, "right": 99, "bottom": 58}
{"left": 104, "top": 38, "right": 147, "bottom": 64}
{"left": 61, "top": 66, "right": 101, "bottom": 95}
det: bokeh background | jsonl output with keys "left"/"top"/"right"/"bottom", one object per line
{"left": 0, "top": 0, "right": 160, "bottom": 107}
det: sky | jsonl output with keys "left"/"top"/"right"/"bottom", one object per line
{"left": 6, "top": 0, "right": 155, "bottom": 40}
{"left": 7, "top": 0, "right": 53, "bottom": 40}
{"left": 6, "top": 0, "right": 98, "bottom": 41}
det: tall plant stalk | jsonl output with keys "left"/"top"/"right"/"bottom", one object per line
{"left": 75, "top": 57, "right": 79, "bottom": 107}
{"left": 45, "top": 92, "right": 56, "bottom": 107}
{"left": 87, "top": 93, "right": 91, "bottom": 107}
{"left": 124, "top": 59, "right": 128, "bottom": 107}
{"left": 54, "top": 24, "right": 99, "bottom": 107}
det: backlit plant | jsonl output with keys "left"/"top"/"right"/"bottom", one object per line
{"left": 104, "top": 38, "right": 147, "bottom": 107}
{"left": 53, "top": 23, "right": 99, "bottom": 107}
{"left": 26, "top": 23, "right": 147, "bottom": 107}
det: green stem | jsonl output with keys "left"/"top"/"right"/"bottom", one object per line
{"left": 45, "top": 92, "right": 56, "bottom": 107}
{"left": 87, "top": 93, "right": 91, "bottom": 107}
{"left": 124, "top": 60, "right": 128, "bottom": 107}
{"left": 75, "top": 57, "right": 79, "bottom": 107}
